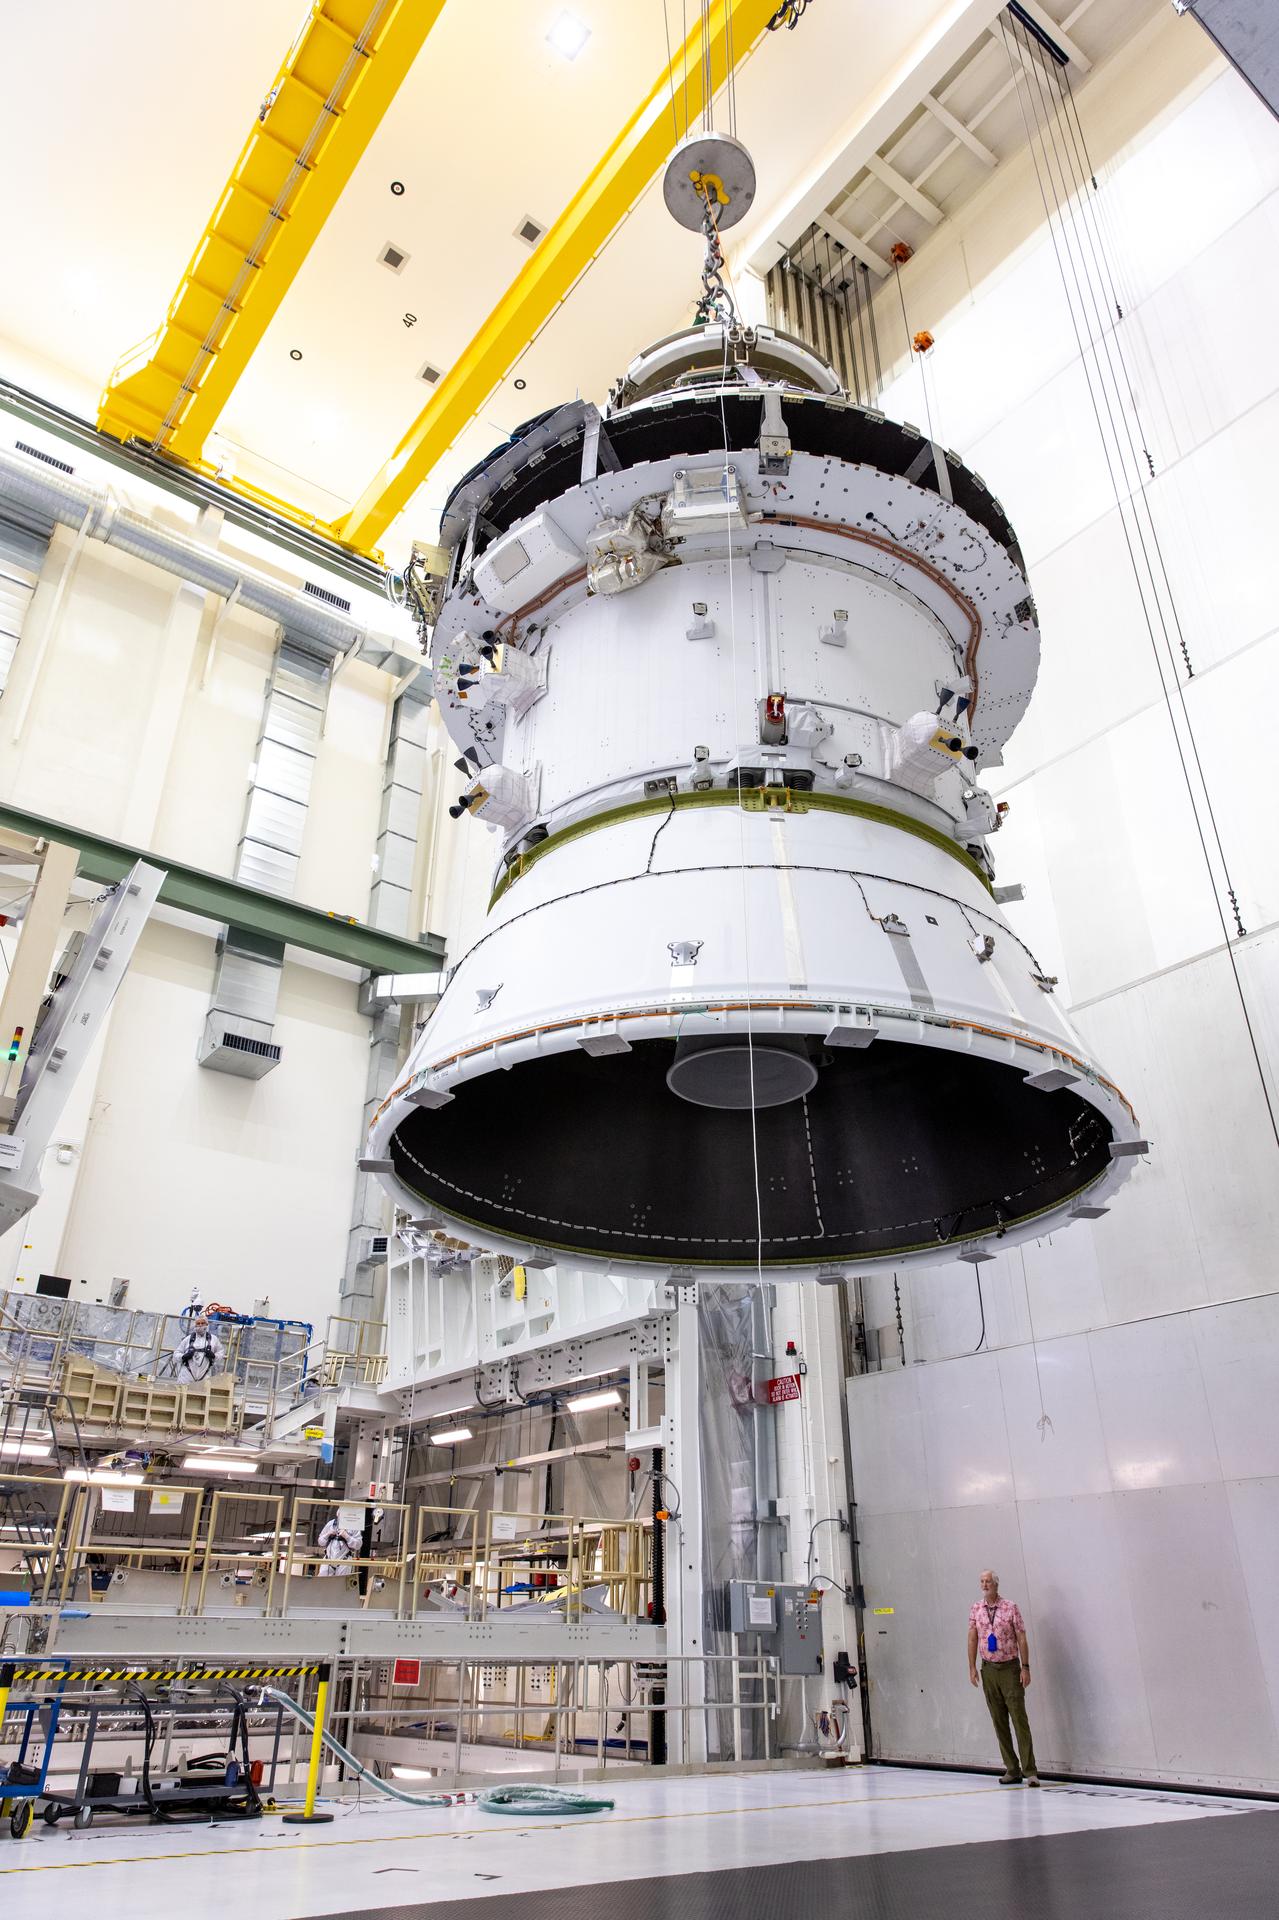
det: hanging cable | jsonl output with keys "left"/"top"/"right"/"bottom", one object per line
{"left": 890, "top": 250, "right": 936, "bottom": 442}
{"left": 716, "top": 326, "right": 767, "bottom": 1295}
{"left": 972, "top": 1270, "right": 987, "bottom": 1352}
{"left": 660, "top": 1, "right": 680, "bottom": 143}
{"left": 682, "top": 0, "right": 689, "bottom": 140}
{"left": 835, "top": 246, "right": 863, "bottom": 404}
{"left": 998, "top": 11, "right": 1277, "bottom": 1153}
{"left": 724, "top": 0, "right": 737, "bottom": 140}
{"left": 863, "top": 264, "right": 884, "bottom": 398}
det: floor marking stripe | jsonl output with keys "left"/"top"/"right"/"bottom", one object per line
{"left": 0, "top": 1783, "right": 1005, "bottom": 1875}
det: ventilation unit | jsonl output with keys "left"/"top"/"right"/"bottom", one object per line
{"left": 15, "top": 441, "right": 74, "bottom": 475}
{"left": 197, "top": 929, "right": 284, "bottom": 1079}
{"left": 514, "top": 215, "right": 546, "bottom": 246}
{"left": 356, "top": 1232, "right": 391, "bottom": 1271}
{"left": 418, "top": 361, "right": 441, "bottom": 385}
{"left": 303, "top": 579, "right": 352, "bottom": 613}
{"left": 379, "top": 241, "right": 410, "bottom": 272}
{"left": 197, "top": 1011, "right": 282, "bottom": 1078}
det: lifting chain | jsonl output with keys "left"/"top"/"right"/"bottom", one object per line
{"left": 694, "top": 188, "right": 737, "bottom": 328}
{"left": 767, "top": 0, "right": 814, "bottom": 29}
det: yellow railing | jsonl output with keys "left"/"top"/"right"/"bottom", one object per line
{"left": 1, "top": 1479, "right": 653, "bottom": 1626}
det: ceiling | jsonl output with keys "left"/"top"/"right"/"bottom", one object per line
{"left": 0, "top": 0, "right": 1162, "bottom": 562}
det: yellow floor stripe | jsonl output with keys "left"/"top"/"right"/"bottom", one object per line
{"left": 0, "top": 1783, "right": 1002, "bottom": 1875}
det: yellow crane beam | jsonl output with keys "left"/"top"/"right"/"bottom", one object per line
{"left": 97, "top": 0, "right": 446, "bottom": 463}
{"left": 332, "top": 0, "right": 780, "bottom": 554}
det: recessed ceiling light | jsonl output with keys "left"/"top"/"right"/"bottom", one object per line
{"left": 513, "top": 377, "right": 527, "bottom": 390}
{"left": 390, "top": 180, "right": 405, "bottom": 196}
{"left": 514, "top": 215, "right": 547, "bottom": 247}
{"left": 289, "top": 349, "right": 303, "bottom": 362}
{"left": 379, "top": 241, "right": 410, "bottom": 273}
{"left": 181, "top": 1455, "right": 258, "bottom": 1474}
{"left": 547, "top": 10, "right": 590, "bottom": 58}
{"left": 565, "top": 1387, "right": 623, "bottom": 1414}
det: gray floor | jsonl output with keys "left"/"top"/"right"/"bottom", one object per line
{"left": 3, "top": 1765, "right": 1274, "bottom": 1918}
{"left": 320, "top": 1808, "right": 1279, "bottom": 1920}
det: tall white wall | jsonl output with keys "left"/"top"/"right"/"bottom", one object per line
{"left": 0, "top": 494, "right": 448, "bottom": 1324}
{"left": 845, "top": 12, "right": 1279, "bottom": 1789}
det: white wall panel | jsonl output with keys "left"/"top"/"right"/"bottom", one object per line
{"left": 856, "top": 1511, "right": 956, "bottom": 1761}
{"left": 1089, "top": 1316, "right": 1222, "bottom": 1492}
{"left": 1128, "top": 191, "right": 1279, "bottom": 466}
{"left": 1116, "top": 1482, "right": 1279, "bottom": 1785}
{"left": 1225, "top": 1478, "right": 1279, "bottom": 1745}
{"left": 845, "top": 1368, "right": 929, "bottom": 1516}
{"left": 848, "top": 17, "right": 1279, "bottom": 1791}
{"left": 998, "top": 1339, "right": 1112, "bottom": 1503}
{"left": 1103, "top": 57, "right": 1279, "bottom": 309}
{"left": 1192, "top": 1296, "right": 1279, "bottom": 1480}
{"left": 1015, "top": 1495, "right": 1157, "bottom": 1775}
{"left": 1175, "top": 631, "right": 1279, "bottom": 931}
{"left": 918, "top": 1353, "right": 1015, "bottom": 1510}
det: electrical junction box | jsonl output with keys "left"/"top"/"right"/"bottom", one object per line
{"left": 728, "top": 1579, "right": 825, "bottom": 1675}
{"left": 473, "top": 508, "right": 581, "bottom": 614}
{"left": 661, "top": 464, "right": 748, "bottom": 539}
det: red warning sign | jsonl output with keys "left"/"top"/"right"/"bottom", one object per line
{"left": 765, "top": 1373, "right": 803, "bottom": 1405}
{"left": 391, "top": 1658, "right": 422, "bottom": 1688}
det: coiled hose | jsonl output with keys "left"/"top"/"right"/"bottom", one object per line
{"left": 478, "top": 1785, "right": 614, "bottom": 1815}
{"left": 261, "top": 1690, "right": 613, "bottom": 1815}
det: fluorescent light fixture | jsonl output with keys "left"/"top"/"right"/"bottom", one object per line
{"left": 565, "top": 1387, "right": 622, "bottom": 1414}
{"left": 429, "top": 1427, "right": 473, "bottom": 1446}
{"left": 0, "top": 1438, "right": 51, "bottom": 1459}
{"left": 390, "top": 1765, "right": 435, "bottom": 1780}
{"left": 64, "top": 1467, "right": 144, "bottom": 1487}
{"left": 182, "top": 1455, "right": 258, "bottom": 1475}
{"left": 547, "top": 10, "right": 590, "bottom": 58}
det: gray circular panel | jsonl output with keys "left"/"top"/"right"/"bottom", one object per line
{"left": 662, "top": 132, "right": 757, "bottom": 233}
{"left": 666, "top": 1036, "right": 818, "bottom": 1110}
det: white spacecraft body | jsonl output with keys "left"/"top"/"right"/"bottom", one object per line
{"left": 370, "top": 325, "right": 1141, "bottom": 1281}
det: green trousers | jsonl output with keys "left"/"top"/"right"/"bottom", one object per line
{"left": 981, "top": 1659, "right": 1037, "bottom": 1776}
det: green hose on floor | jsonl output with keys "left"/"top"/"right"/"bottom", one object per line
{"left": 478, "top": 1784, "right": 615, "bottom": 1815}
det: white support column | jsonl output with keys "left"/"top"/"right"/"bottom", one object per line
{"left": 661, "top": 1280, "right": 706, "bottom": 1766}
{"left": 769, "top": 1280, "right": 860, "bottom": 1759}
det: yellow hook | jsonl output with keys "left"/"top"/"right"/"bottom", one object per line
{"left": 689, "top": 168, "right": 731, "bottom": 208}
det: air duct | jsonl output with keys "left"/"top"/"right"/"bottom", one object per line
{"left": 0, "top": 445, "right": 429, "bottom": 699}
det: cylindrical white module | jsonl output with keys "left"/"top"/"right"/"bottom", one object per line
{"left": 371, "top": 326, "right": 1142, "bottom": 1280}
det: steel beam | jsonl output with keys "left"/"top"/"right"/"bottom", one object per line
{"left": 0, "top": 803, "right": 445, "bottom": 978}
{"left": 98, "top": 1, "right": 447, "bottom": 463}
{"left": 45, "top": 1608, "right": 666, "bottom": 1662}
{"left": 333, "top": 0, "right": 780, "bottom": 552}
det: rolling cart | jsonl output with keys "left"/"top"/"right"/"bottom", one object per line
{"left": 36, "top": 1682, "right": 281, "bottom": 1826}
{"left": 0, "top": 1682, "right": 65, "bottom": 1838}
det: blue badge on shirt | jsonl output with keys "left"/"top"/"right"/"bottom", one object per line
{"left": 987, "top": 1632, "right": 998, "bottom": 1653}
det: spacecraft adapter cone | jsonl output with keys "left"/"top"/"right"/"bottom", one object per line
{"left": 370, "top": 325, "right": 1142, "bottom": 1280}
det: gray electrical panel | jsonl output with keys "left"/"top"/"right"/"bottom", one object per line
{"left": 727, "top": 1579, "right": 824, "bottom": 1675}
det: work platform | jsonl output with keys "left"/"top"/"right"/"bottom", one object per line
{"left": 38, "top": 1607, "right": 666, "bottom": 1663}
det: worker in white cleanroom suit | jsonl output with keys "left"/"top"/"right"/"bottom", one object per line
{"left": 318, "top": 1506, "right": 383, "bottom": 1576}
{"left": 173, "top": 1313, "right": 225, "bottom": 1383}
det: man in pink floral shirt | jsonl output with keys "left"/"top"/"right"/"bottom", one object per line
{"left": 967, "top": 1568, "right": 1039, "bottom": 1785}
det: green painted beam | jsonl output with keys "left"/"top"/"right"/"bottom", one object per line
{"left": 0, "top": 803, "right": 445, "bottom": 978}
